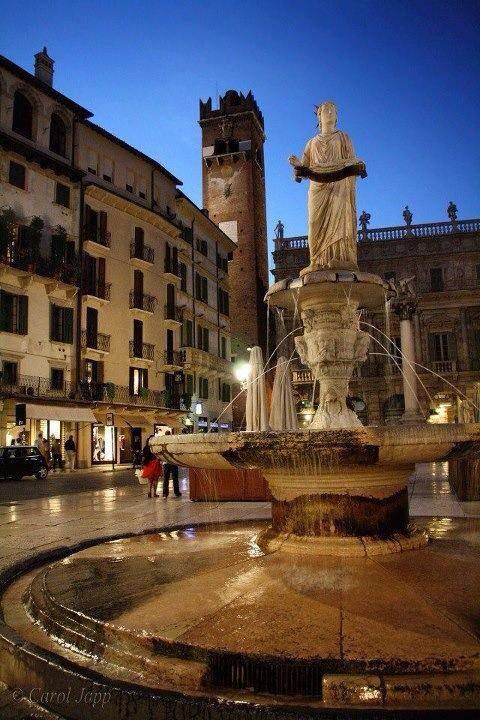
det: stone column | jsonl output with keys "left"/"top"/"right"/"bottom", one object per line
{"left": 392, "top": 299, "right": 424, "bottom": 423}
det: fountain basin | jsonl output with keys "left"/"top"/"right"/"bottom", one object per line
{"left": 152, "top": 424, "right": 480, "bottom": 551}
{"left": 3, "top": 520, "right": 480, "bottom": 717}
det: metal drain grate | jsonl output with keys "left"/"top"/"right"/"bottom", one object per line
{"left": 208, "top": 654, "right": 323, "bottom": 696}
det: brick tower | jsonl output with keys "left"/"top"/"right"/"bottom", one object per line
{"left": 199, "top": 90, "right": 269, "bottom": 359}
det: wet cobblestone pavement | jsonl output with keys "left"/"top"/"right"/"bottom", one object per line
{"left": 0, "top": 463, "right": 479, "bottom": 718}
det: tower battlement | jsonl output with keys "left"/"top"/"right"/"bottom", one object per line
{"left": 199, "top": 90, "right": 264, "bottom": 128}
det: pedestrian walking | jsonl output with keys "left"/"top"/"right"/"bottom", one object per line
{"left": 42, "top": 437, "right": 51, "bottom": 469}
{"left": 64, "top": 435, "right": 76, "bottom": 471}
{"left": 140, "top": 441, "right": 163, "bottom": 498}
{"left": 51, "top": 436, "right": 62, "bottom": 471}
{"left": 34, "top": 431, "right": 44, "bottom": 452}
{"left": 162, "top": 430, "right": 182, "bottom": 498}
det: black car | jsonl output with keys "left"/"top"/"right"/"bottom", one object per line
{"left": 0, "top": 445, "right": 48, "bottom": 481}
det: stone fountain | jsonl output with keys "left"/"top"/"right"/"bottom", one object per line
{"left": 153, "top": 100, "right": 480, "bottom": 556}
{"left": 1, "top": 101, "right": 479, "bottom": 718}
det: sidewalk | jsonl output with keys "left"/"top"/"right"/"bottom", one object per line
{"left": 48, "top": 463, "right": 134, "bottom": 479}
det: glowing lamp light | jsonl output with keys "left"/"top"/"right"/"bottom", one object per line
{"left": 195, "top": 403, "right": 203, "bottom": 416}
{"left": 234, "top": 361, "right": 251, "bottom": 386}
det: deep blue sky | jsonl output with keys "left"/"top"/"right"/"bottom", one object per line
{"left": 2, "top": 0, "right": 479, "bottom": 256}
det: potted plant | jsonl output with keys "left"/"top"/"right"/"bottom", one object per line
{"left": 26, "top": 216, "right": 44, "bottom": 271}
{"left": 140, "top": 386, "right": 149, "bottom": 401}
{"left": 0, "top": 207, "right": 18, "bottom": 261}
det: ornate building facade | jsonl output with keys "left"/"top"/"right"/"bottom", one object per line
{"left": 0, "top": 49, "right": 235, "bottom": 467}
{"left": 272, "top": 212, "right": 480, "bottom": 425}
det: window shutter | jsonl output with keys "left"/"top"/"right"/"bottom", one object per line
{"left": 18, "top": 295, "right": 28, "bottom": 335}
{"left": 143, "top": 368, "right": 148, "bottom": 390}
{"left": 49, "top": 303, "right": 56, "bottom": 341}
{"left": 64, "top": 307, "right": 74, "bottom": 344}
{"left": 97, "top": 361, "right": 104, "bottom": 385}
{"left": 98, "top": 257, "right": 106, "bottom": 293}
{"left": 0, "top": 291, "right": 7, "bottom": 331}
{"left": 428, "top": 334, "right": 436, "bottom": 361}
{"left": 129, "top": 367, "right": 134, "bottom": 395}
{"left": 99, "top": 211, "right": 108, "bottom": 236}
{"left": 204, "top": 328, "right": 209, "bottom": 353}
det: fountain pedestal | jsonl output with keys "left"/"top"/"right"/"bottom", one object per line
{"left": 267, "top": 269, "right": 386, "bottom": 430}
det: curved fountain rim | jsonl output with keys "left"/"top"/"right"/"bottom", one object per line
{"left": 150, "top": 423, "right": 480, "bottom": 449}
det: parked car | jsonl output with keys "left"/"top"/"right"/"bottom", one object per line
{"left": 0, "top": 445, "right": 48, "bottom": 481}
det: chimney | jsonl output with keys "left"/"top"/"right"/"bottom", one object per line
{"left": 34, "top": 47, "right": 54, "bottom": 87}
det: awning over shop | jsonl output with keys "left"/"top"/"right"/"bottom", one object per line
{"left": 26, "top": 404, "right": 97, "bottom": 423}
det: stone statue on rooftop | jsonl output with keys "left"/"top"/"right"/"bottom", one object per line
{"left": 288, "top": 101, "right": 366, "bottom": 272}
{"left": 274, "top": 220, "right": 285, "bottom": 240}
{"left": 447, "top": 201, "right": 458, "bottom": 224}
{"left": 403, "top": 206, "right": 413, "bottom": 227}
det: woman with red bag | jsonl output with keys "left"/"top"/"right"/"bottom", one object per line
{"left": 141, "top": 440, "right": 163, "bottom": 498}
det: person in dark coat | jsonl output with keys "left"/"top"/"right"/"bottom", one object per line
{"left": 162, "top": 430, "right": 181, "bottom": 498}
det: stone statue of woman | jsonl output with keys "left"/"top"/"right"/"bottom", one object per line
{"left": 289, "top": 101, "right": 366, "bottom": 272}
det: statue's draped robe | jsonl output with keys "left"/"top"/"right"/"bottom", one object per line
{"left": 302, "top": 130, "right": 358, "bottom": 269}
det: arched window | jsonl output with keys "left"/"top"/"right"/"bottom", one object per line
{"left": 49, "top": 113, "right": 67, "bottom": 156}
{"left": 12, "top": 90, "right": 33, "bottom": 139}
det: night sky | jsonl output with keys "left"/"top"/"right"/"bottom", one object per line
{"left": 2, "top": 0, "right": 479, "bottom": 258}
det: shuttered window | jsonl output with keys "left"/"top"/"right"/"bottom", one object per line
{"left": 0, "top": 290, "right": 28, "bottom": 334}
{"left": 199, "top": 376, "right": 209, "bottom": 399}
{"left": 179, "top": 262, "right": 187, "bottom": 291}
{"left": 218, "top": 288, "right": 229, "bottom": 315}
{"left": 181, "top": 319, "right": 193, "bottom": 348}
{"left": 50, "top": 304, "right": 74, "bottom": 343}
{"left": 195, "top": 273, "right": 208, "bottom": 303}
{"left": 197, "top": 325, "right": 209, "bottom": 352}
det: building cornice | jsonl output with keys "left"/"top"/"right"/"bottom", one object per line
{"left": 0, "top": 129, "right": 85, "bottom": 182}
{"left": 84, "top": 181, "right": 181, "bottom": 239}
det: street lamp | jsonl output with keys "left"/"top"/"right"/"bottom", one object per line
{"left": 234, "top": 361, "right": 251, "bottom": 390}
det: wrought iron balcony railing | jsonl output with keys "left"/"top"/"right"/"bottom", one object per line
{"left": 0, "top": 373, "right": 182, "bottom": 409}
{"left": 164, "top": 305, "right": 183, "bottom": 323}
{"left": 163, "top": 350, "right": 183, "bottom": 366}
{"left": 130, "top": 242, "right": 154, "bottom": 264}
{"left": 0, "top": 374, "right": 76, "bottom": 400}
{"left": 81, "top": 330, "right": 111, "bottom": 353}
{"left": 129, "top": 341, "right": 155, "bottom": 360}
{"left": 0, "top": 246, "right": 80, "bottom": 285}
{"left": 164, "top": 258, "right": 179, "bottom": 275}
{"left": 83, "top": 280, "right": 112, "bottom": 301}
{"left": 129, "top": 291, "right": 157, "bottom": 313}
{"left": 83, "top": 226, "right": 111, "bottom": 247}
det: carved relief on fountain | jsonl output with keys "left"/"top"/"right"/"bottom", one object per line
{"left": 295, "top": 303, "right": 371, "bottom": 429}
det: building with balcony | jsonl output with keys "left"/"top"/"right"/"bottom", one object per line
{"left": 272, "top": 213, "right": 480, "bottom": 426}
{"left": 0, "top": 49, "right": 235, "bottom": 465}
